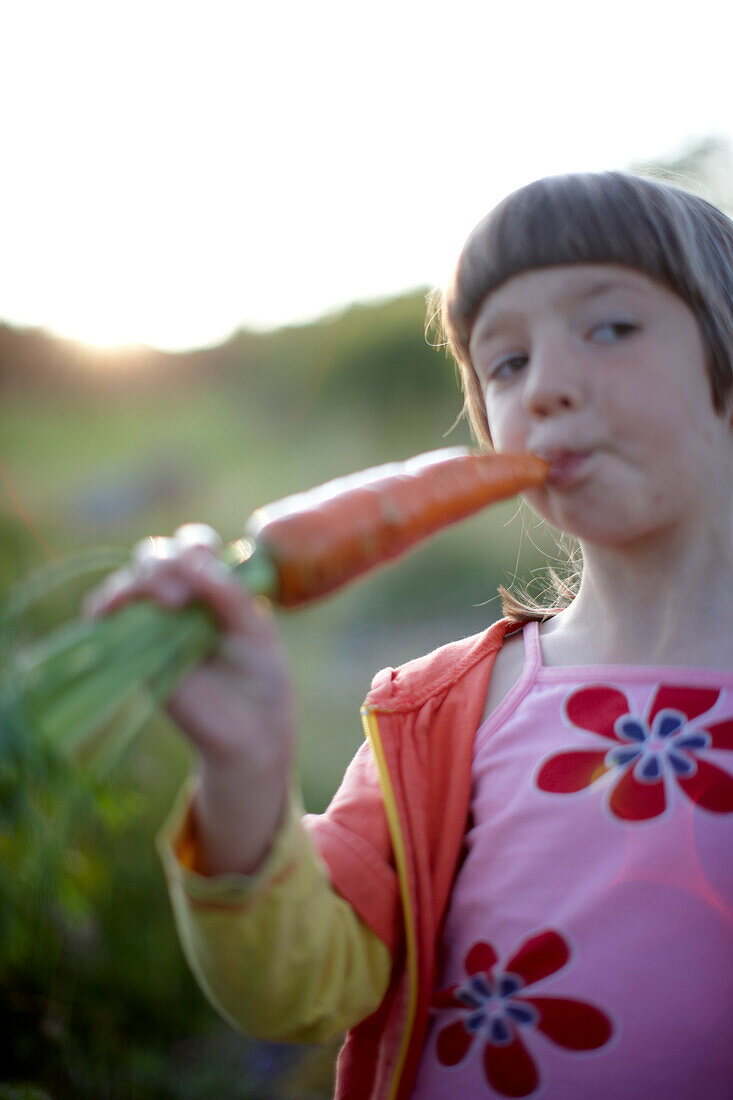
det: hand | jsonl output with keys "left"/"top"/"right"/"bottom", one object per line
{"left": 83, "top": 524, "right": 296, "bottom": 874}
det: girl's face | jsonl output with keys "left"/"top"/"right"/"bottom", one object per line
{"left": 469, "top": 263, "right": 733, "bottom": 546}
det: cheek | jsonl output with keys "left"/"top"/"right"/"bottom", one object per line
{"left": 483, "top": 393, "right": 524, "bottom": 452}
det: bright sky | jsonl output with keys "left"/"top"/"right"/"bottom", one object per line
{"left": 2, "top": 0, "right": 732, "bottom": 351}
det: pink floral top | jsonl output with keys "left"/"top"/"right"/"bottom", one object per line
{"left": 412, "top": 621, "right": 733, "bottom": 1099}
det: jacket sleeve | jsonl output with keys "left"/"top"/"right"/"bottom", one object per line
{"left": 156, "top": 779, "right": 392, "bottom": 1044}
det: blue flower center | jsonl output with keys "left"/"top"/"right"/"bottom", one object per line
{"left": 455, "top": 971, "right": 539, "bottom": 1044}
{"left": 607, "top": 709, "right": 711, "bottom": 782}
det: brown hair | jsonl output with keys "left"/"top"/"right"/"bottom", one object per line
{"left": 433, "top": 171, "right": 733, "bottom": 620}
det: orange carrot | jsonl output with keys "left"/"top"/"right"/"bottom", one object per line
{"left": 9, "top": 448, "right": 546, "bottom": 762}
{"left": 242, "top": 448, "right": 548, "bottom": 607}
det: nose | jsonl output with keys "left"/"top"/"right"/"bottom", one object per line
{"left": 522, "top": 344, "right": 585, "bottom": 419}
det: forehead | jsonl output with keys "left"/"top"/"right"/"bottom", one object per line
{"left": 470, "top": 263, "right": 665, "bottom": 348}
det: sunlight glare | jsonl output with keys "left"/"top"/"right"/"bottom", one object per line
{"left": 2, "top": 0, "right": 732, "bottom": 351}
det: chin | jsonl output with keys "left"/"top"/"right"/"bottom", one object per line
{"left": 532, "top": 500, "right": 655, "bottom": 547}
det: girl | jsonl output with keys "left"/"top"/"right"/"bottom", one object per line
{"left": 85, "top": 172, "right": 733, "bottom": 1099}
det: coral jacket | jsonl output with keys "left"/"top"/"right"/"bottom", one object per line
{"left": 307, "top": 617, "right": 518, "bottom": 1099}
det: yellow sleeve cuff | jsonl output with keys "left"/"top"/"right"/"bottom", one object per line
{"left": 156, "top": 777, "right": 304, "bottom": 907}
{"left": 156, "top": 778, "right": 392, "bottom": 1043}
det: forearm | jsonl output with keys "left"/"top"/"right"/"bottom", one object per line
{"left": 157, "top": 782, "right": 392, "bottom": 1043}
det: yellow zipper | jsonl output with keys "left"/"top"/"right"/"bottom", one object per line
{"left": 360, "top": 705, "right": 419, "bottom": 1100}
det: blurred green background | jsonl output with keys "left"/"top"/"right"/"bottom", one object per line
{"left": 1, "top": 138, "right": 729, "bottom": 1098}
{"left": 0, "top": 289, "right": 555, "bottom": 1099}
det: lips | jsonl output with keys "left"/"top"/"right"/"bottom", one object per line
{"left": 532, "top": 447, "right": 595, "bottom": 488}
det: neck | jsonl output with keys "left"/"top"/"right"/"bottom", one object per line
{"left": 541, "top": 518, "right": 733, "bottom": 668}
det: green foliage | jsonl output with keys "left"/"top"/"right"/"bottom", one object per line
{"left": 0, "top": 288, "right": 545, "bottom": 1099}
{"left": 310, "top": 295, "right": 455, "bottom": 409}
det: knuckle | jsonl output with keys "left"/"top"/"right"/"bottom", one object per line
{"left": 173, "top": 523, "right": 223, "bottom": 551}
{"left": 132, "top": 535, "right": 180, "bottom": 564}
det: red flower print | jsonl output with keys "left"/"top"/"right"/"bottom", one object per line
{"left": 431, "top": 930, "right": 613, "bottom": 1097}
{"left": 536, "top": 684, "right": 733, "bottom": 822}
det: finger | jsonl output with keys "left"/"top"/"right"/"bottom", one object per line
{"left": 86, "top": 547, "right": 275, "bottom": 640}
{"left": 173, "top": 523, "right": 223, "bottom": 552}
{"left": 81, "top": 567, "right": 136, "bottom": 618}
{"left": 84, "top": 534, "right": 219, "bottom": 618}
{"left": 82, "top": 555, "right": 194, "bottom": 618}
{"left": 174, "top": 546, "right": 277, "bottom": 639}
{"left": 131, "top": 526, "right": 221, "bottom": 565}
{"left": 132, "top": 535, "right": 180, "bottom": 563}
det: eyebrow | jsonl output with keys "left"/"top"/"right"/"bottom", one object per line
{"left": 472, "top": 277, "right": 649, "bottom": 348}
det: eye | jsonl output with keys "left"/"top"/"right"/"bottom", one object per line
{"left": 486, "top": 353, "right": 528, "bottom": 382}
{"left": 590, "top": 321, "right": 638, "bottom": 344}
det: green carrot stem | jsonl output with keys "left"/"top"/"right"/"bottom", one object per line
{"left": 29, "top": 608, "right": 216, "bottom": 751}
{"left": 86, "top": 628, "right": 211, "bottom": 780}
{"left": 21, "top": 603, "right": 193, "bottom": 711}
{"left": 7, "top": 538, "right": 279, "bottom": 767}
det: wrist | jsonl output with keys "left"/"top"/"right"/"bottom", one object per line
{"left": 196, "top": 733, "right": 293, "bottom": 791}
{"left": 192, "top": 756, "right": 292, "bottom": 877}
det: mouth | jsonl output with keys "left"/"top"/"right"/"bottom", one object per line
{"left": 533, "top": 448, "right": 595, "bottom": 488}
